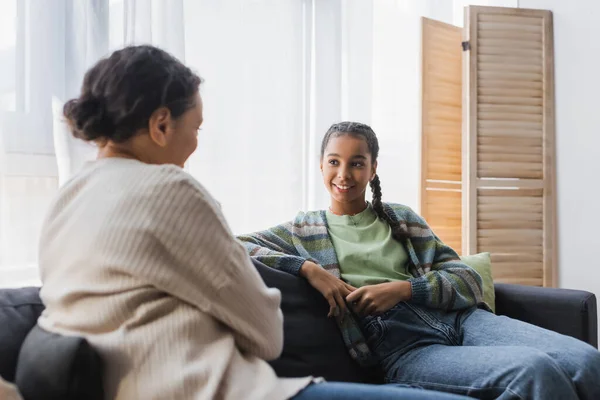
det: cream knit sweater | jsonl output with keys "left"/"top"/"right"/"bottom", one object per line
{"left": 37, "top": 158, "right": 312, "bottom": 400}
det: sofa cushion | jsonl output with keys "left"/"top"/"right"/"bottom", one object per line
{"left": 0, "top": 287, "right": 44, "bottom": 382}
{"left": 253, "top": 260, "right": 378, "bottom": 382}
{"left": 16, "top": 325, "right": 103, "bottom": 400}
{"left": 460, "top": 252, "right": 495, "bottom": 313}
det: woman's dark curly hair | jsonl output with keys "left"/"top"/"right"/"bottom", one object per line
{"left": 321, "top": 121, "right": 405, "bottom": 242}
{"left": 63, "top": 45, "right": 202, "bottom": 143}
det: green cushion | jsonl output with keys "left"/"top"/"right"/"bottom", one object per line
{"left": 460, "top": 252, "right": 495, "bottom": 313}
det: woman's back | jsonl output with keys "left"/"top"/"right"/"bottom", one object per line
{"left": 38, "top": 158, "right": 311, "bottom": 400}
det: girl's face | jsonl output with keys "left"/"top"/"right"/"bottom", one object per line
{"left": 320, "top": 134, "right": 377, "bottom": 212}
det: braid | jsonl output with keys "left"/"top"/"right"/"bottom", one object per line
{"left": 369, "top": 174, "right": 406, "bottom": 242}
{"left": 369, "top": 174, "right": 384, "bottom": 215}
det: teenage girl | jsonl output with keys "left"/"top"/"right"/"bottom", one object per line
{"left": 239, "top": 121, "right": 600, "bottom": 400}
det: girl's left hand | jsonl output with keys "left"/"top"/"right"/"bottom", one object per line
{"left": 346, "top": 281, "right": 412, "bottom": 317}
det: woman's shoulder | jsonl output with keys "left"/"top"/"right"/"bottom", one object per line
{"left": 130, "top": 164, "right": 228, "bottom": 229}
{"left": 84, "top": 159, "right": 218, "bottom": 209}
{"left": 152, "top": 165, "right": 222, "bottom": 209}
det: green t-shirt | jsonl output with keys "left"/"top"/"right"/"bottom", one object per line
{"left": 325, "top": 204, "right": 411, "bottom": 288}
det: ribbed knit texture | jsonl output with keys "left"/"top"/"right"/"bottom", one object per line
{"left": 37, "top": 158, "right": 312, "bottom": 400}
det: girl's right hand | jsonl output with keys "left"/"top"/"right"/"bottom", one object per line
{"left": 300, "top": 261, "right": 356, "bottom": 318}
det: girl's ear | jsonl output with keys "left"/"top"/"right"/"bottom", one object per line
{"left": 320, "top": 160, "right": 324, "bottom": 173}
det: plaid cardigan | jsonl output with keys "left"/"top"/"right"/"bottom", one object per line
{"left": 237, "top": 203, "right": 485, "bottom": 366}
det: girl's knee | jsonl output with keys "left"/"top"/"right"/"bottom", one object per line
{"left": 511, "top": 349, "right": 564, "bottom": 380}
{"left": 579, "top": 346, "right": 600, "bottom": 372}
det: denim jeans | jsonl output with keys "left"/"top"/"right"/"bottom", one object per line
{"left": 361, "top": 302, "right": 600, "bottom": 400}
{"left": 291, "top": 382, "right": 472, "bottom": 400}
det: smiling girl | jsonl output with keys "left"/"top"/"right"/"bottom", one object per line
{"left": 239, "top": 121, "right": 600, "bottom": 400}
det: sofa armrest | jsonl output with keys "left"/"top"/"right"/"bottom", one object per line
{"left": 494, "top": 283, "right": 598, "bottom": 348}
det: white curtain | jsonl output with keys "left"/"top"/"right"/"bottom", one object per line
{"left": 184, "top": 0, "right": 456, "bottom": 234}
{"left": 1, "top": 0, "right": 514, "bottom": 287}
{"left": 0, "top": 0, "right": 185, "bottom": 288}
{"left": 0, "top": 0, "right": 97, "bottom": 288}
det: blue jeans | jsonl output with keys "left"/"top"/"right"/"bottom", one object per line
{"left": 361, "top": 302, "right": 600, "bottom": 400}
{"left": 291, "top": 382, "right": 472, "bottom": 399}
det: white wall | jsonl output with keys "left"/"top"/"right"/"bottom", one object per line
{"left": 518, "top": 0, "right": 600, "bottom": 326}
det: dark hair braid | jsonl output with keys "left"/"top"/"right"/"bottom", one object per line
{"left": 321, "top": 121, "right": 407, "bottom": 242}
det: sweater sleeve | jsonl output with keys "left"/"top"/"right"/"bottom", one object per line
{"left": 404, "top": 210, "right": 485, "bottom": 311}
{"left": 145, "top": 174, "right": 284, "bottom": 360}
{"left": 237, "top": 222, "right": 307, "bottom": 276}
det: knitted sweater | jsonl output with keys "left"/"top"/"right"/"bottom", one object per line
{"left": 237, "top": 203, "right": 485, "bottom": 365}
{"left": 38, "top": 158, "right": 312, "bottom": 400}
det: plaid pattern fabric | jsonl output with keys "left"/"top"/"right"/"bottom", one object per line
{"left": 237, "top": 203, "right": 485, "bottom": 366}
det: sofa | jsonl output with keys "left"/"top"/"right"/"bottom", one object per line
{"left": 0, "top": 260, "right": 598, "bottom": 398}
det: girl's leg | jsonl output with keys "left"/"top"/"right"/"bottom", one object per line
{"left": 460, "top": 308, "right": 600, "bottom": 400}
{"left": 362, "top": 302, "right": 579, "bottom": 399}
{"left": 383, "top": 343, "right": 577, "bottom": 400}
{"left": 291, "top": 382, "right": 472, "bottom": 400}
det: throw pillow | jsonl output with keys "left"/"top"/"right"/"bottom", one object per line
{"left": 460, "top": 252, "right": 495, "bottom": 313}
{"left": 15, "top": 325, "right": 103, "bottom": 400}
{"left": 0, "top": 287, "right": 44, "bottom": 382}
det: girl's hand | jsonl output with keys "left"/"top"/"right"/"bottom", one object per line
{"left": 300, "top": 261, "right": 356, "bottom": 318}
{"left": 346, "top": 281, "right": 412, "bottom": 317}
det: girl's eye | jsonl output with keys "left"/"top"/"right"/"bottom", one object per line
{"left": 352, "top": 162, "right": 364, "bottom": 167}
{"left": 328, "top": 160, "right": 339, "bottom": 166}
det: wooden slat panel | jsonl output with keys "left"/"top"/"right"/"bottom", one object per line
{"left": 476, "top": 184, "right": 545, "bottom": 287}
{"left": 478, "top": 46, "right": 543, "bottom": 58}
{"left": 482, "top": 245, "right": 544, "bottom": 255}
{"left": 479, "top": 169, "right": 542, "bottom": 180}
{"left": 479, "top": 79, "right": 543, "bottom": 90}
{"left": 478, "top": 38, "right": 542, "bottom": 50}
{"left": 479, "top": 54, "right": 542, "bottom": 65}
{"left": 479, "top": 220, "right": 544, "bottom": 230}
{"left": 478, "top": 14, "right": 543, "bottom": 25}
{"left": 465, "top": 7, "right": 556, "bottom": 287}
{"left": 491, "top": 253, "right": 544, "bottom": 263}
{"left": 478, "top": 29, "right": 542, "bottom": 42}
{"left": 478, "top": 22, "right": 542, "bottom": 33}
{"left": 479, "top": 104, "right": 543, "bottom": 114}
{"left": 492, "top": 263, "right": 543, "bottom": 279}
{"left": 479, "top": 62, "right": 543, "bottom": 74}
{"left": 478, "top": 86, "right": 543, "bottom": 97}
{"left": 478, "top": 136, "right": 542, "bottom": 147}
{"left": 478, "top": 112, "right": 543, "bottom": 122}
{"left": 478, "top": 70, "right": 543, "bottom": 81}
{"left": 478, "top": 95, "right": 543, "bottom": 106}
{"left": 478, "top": 202, "right": 543, "bottom": 212}
{"left": 421, "top": 17, "right": 462, "bottom": 254}
{"left": 479, "top": 120, "right": 543, "bottom": 130}
{"left": 479, "top": 131, "right": 541, "bottom": 140}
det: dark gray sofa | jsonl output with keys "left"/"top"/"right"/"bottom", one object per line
{"left": 0, "top": 261, "right": 597, "bottom": 396}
